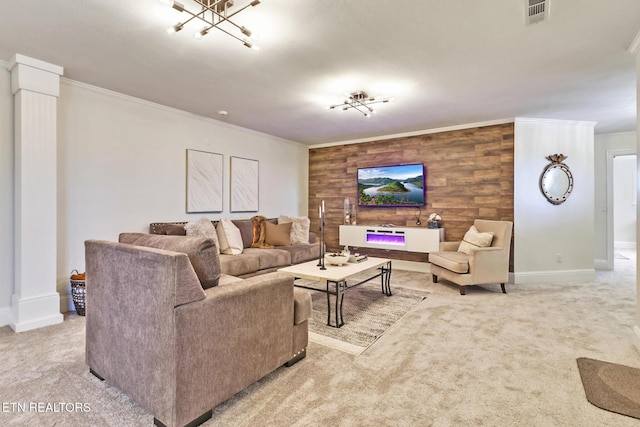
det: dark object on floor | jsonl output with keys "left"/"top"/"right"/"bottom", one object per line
{"left": 577, "top": 357, "right": 640, "bottom": 420}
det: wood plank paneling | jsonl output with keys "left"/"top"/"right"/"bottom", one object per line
{"left": 309, "top": 123, "right": 514, "bottom": 262}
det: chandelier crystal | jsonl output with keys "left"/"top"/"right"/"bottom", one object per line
{"left": 328, "top": 91, "right": 393, "bottom": 117}
{"left": 160, "top": 0, "right": 261, "bottom": 49}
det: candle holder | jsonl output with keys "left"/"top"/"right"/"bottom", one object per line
{"left": 317, "top": 201, "right": 326, "bottom": 270}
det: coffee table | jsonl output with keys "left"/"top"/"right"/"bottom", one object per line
{"left": 278, "top": 257, "right": 392, "bottom": 328}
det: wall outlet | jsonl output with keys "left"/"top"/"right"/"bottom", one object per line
{"left": 556, "top": 253, "right": 562, "bottom": 263}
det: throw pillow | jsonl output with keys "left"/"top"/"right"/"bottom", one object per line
{"left": 264, "top": 222, "right": 292, "bottom": 246}
{"left": 278, "top": 215, "right": 310, "bottom": 244}
{"left": 216, "top": 219, "right": 244, "bottom": 255}
{"left": 458, "top": 225, "right": 494, "bottom": 255}
{"left": 184, "top": 218, "right": 220, "bottom": 253}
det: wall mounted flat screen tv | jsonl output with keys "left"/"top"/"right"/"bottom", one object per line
{"left": 358, "top": 163, "right": 425, "bottom": 207}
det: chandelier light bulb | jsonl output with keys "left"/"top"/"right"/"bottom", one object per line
{"left": 243, "top": 40, "right": 259, "bottom": 50}
{"left": 167, "top": 22, "right": 184, "bottom": 33}
{"left": 240, "top": 26, "right": 252, "bottom": 37}
{"left": 194, "top": 27, "right": 209, "bottom": 39}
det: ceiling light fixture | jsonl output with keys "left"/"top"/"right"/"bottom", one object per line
{"left": 160, "top": 0, "right": 261, "bottom": 49}
{"left": 328, "top": 91, "right": 393, "bottom": 117}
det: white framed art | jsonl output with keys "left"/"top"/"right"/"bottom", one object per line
{"left": 186, "top": 149, "right": 223, "bottom": 213}
{"left": 230, "top": 156, "right": 259, "bottom": 212}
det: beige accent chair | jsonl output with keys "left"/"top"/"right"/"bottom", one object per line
{"left": 429, "top": 219, "right": 513, "bottom": 295}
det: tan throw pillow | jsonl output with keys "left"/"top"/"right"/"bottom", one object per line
{"left": 458, "top": 225, "right": 494, "bottom": 255}
{"left": 216, "top": 219, "right": 244, "bottom": 255}
{"left": 185, "top": 218, "right": 220, "bottom": 253}
{"left": 278, "top": 215, "right": 310, "bottom": 244}
{"left": 265, "top": 222, "right": 292, "bottom": 246}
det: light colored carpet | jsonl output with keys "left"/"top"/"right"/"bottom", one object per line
{"left": 0, "top": 250, "right": 638, "bottom": 426}
{"left": 301, "top": 278, "right": 427, "bottom": 354}
{"left": 577, "top": 357, "right": 640, "bottom": 420}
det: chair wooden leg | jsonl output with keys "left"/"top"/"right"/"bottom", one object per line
{"left": 500, "top": 283, "right": 506, "bottom": 294}
{"left": 432, "top": 274, "right": 438, "bottom": 283}
{"left": 459, "top": 286, "right": 466, "bottom": 295}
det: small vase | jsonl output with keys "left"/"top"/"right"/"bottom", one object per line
{"left": 427, "top": 221, "right": 440, "bottom": 229}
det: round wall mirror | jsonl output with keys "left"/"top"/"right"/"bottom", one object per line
{"left": 540, "top": 154, "right": 573, "bottom": 205}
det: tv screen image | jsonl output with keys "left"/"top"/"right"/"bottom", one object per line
{"left": 358, "top": 163, "right": 425, "bottom": 207}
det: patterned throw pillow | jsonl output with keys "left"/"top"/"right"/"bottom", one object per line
{"left": 458, "top": 225, "right": 494, "bottom": 255}
{"left": 277, "top": 215, "right": 310, "bottom": 244}
{"left": 216, "top": 219, "right": 244, "bottom": 255}
{"left": 184, "top": 218, "right": 220, "bottom": 254}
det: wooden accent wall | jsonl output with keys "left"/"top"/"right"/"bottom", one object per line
{"left": 308, "top": 123, "right": 514, "bottom": 261}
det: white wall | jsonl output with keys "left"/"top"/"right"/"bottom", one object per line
{"left": 614, "top": 155, "right": 637, "bottom": 248}
{"left": 54, "top": 80, "right": 309, "bottom": 309}
{"left": 514, "top": 118, "right": 596, "bottom": 283}
{"left": 594, "top": 131, "right": 637, "bottom": 268}
{"left": 0, "top": 74, "right": 309, "bottom": 318}
{"left": 0, "top": 63, "right": 14, "bottom": 323}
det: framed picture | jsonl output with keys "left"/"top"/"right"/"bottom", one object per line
{"left": 186, "top": 149, "right": 223, "bottom": 213}
{"left": 230, "top": 156, "right": 259, "bottom": 212}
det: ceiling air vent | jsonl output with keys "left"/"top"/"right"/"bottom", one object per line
{"left": 525, "top": 0, "right": 550, "bottom": 25}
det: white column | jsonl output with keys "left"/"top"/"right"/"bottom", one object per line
{"left": 8, "top": 54, "right": 64, "bottom": 332}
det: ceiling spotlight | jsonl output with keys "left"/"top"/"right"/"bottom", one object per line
{"left": 160, "top": 0, "right": 261, "bottom": 49}
{"left": 328, "top": 91, "right": 393, "bottom": 117}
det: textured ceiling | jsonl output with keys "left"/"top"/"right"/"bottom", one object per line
{"left": 0, "top": 0, "right": 639, "bottom": 145}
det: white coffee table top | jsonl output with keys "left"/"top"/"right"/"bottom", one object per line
{"left": 278, "top": 257, "right": 391, "bottom": 282}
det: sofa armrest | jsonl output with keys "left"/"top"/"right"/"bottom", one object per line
{"left": 468, "top": 246, "right": 508, "bottom": 283}
{"left": 172, "top": 272, "right": 295, "bottom": 426}
{"left": 439, "top": 241, "right": 460, "bottom": 252}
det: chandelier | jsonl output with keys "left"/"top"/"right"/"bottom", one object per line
{"left": 328, "top": 91, "right": 393, "bottom": 117}
{"left": 160, "top": 0, "right": 261, "bottom": 49}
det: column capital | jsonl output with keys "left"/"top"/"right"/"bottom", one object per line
{"left": 8, "top": 54, "right": 64, "bottom": 97}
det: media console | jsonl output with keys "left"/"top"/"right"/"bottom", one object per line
{"left": 339, "top": 225, "right": 444, "bottom": 253}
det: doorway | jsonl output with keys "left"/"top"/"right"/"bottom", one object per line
{"left": 613, "top": 154, "right": 637, "bottom": 270}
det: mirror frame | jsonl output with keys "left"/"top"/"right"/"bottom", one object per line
{"left": 540, "top": 154, "right": 573, "bottom": 205}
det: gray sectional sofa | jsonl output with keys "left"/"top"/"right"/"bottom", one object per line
{"left": 149, "top": 218, "right": 321, "bottom": 277}
{"left": 85, "top": 217, "right": 317, "bottom": 427}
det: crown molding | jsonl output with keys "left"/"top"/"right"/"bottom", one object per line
{"left": 309, "top": 118, "right": 515, "bottom": 149}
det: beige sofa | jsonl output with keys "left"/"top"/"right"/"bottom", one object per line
{"left": 150, "top": 218, "right": 321, "bottom": 278}
{"left": 85, "top": 234, "right": 311, "bottom": 427}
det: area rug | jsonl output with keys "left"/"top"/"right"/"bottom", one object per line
{"left": 577, "top": 357, "right": 640, "bottom": 420}
{"left": 298, "top": 279, "right": 427, "bottom": 355}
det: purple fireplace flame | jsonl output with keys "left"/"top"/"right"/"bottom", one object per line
{"left": 366, "top": 233, "right": 406, "bottom": 246}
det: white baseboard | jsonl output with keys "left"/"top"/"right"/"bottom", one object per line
{"left": 594, "top": 258, "right": 613, "bottom": 271}
{"left": 10, "top": 293, "right": 64, "bottom": 332}
{"left": 513, "top": 269, "right": 596, "bottom": 284}
{"left": 615, "top": 241, "right": 637, "bottom": 250}
{"left": 0, "top": 306, "right": 11, "bottom": 327}
{"left": 60, "top": 294, "right": 74, "bottom": 313}
{"left": 0, "top": 295, "right": 74, "bottom": 331}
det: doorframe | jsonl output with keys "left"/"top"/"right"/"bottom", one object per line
{"left": 604, "top": 148, "right": 637, "bottom": 269}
